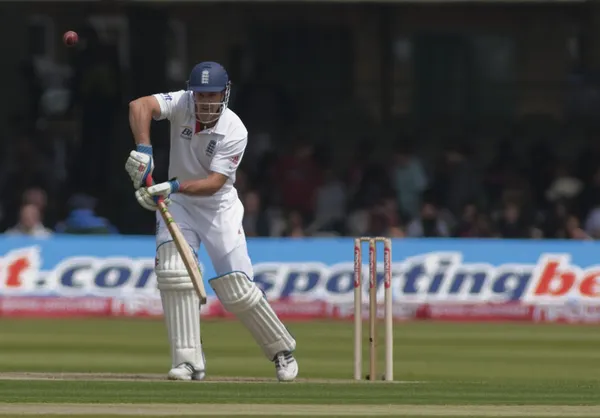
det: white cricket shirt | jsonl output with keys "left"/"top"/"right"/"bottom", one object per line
{"left": 153, "top": 90, "right": 247, "bottom": 208}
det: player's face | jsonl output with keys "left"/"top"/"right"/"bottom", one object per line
{"left": 194, "top": 91, "right": 224, "bottom": 124}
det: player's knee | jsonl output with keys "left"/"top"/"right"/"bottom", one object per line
{"left": 211, "top": 245, "right": 254, "bottom": 278}
{"left": 156, "top": 241, "right": 194, "bottom": 291}
{"left": 209, "top": 272, "right": 262, "bottom": 314}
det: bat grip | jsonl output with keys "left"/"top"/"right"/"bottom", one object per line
{"left": 145, "top": 175, "right": 165, "bottom": 205}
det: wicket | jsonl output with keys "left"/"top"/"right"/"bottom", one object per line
{"left": 353, "top": 237, "right": 393, "bottom": 381}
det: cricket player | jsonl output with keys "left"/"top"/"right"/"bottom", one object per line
{"left": 124, "top": 61, "right": 298, "bottom": 381}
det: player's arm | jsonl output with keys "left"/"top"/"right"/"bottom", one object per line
{"left": 138, "top": 172, "right": 228, "bottom": 207}
{"left": 126, "top": 91, "right": 185, "bottom": 190}
{"left": 178, "top": 173, "right": 229, "bottom": 196}
{"left": 128, "top": 96, "right": 161, "bottom": 146}
{"left": 125, "top": 96, "right": 159, "bottom": 189}
{"left": 129, "top": 91, "right": 183, "bottom": 145}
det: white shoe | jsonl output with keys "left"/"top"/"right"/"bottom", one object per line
{"left": 167, "top": 362, "right": 206, "bottom": 381}
{"left": 274, "top": 351, "right": 298, "bottom": 382}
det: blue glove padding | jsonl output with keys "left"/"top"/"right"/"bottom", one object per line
{"left": 125, "top": 144, "right": 155, "bottom": 189}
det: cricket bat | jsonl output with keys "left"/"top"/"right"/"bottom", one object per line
{"left": 146, "top": 176, "right": 207, "bottom": 304}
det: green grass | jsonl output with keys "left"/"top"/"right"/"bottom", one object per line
{"left": 0, "top": 318, "right": 599, "bottom": 416}
{"left": 1, "top": 318, "right": 600, "bottom": 381}
{"left": 0, "top": 380, "right": 599, "bottom": 404}
{"left": 5, "top": 416, "right": 600, "bottom": 418}
{"left": 9, "top": 416, "right": 595, "bottom": 418}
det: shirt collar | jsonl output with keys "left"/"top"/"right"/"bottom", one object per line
{"left": 194, "top": 115, "right": 228, "bottom": 135}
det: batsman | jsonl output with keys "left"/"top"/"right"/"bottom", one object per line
{"left": 124, "top": 61, "right": 298, "bottom": 381}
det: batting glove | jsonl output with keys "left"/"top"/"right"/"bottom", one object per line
{"left": 125, "top": 144, "right": 154, "bottom": 189}
{"left": 134, "top": 179, "right": 179, "bottom": 211}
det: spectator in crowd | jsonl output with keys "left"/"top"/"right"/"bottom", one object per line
{"left": 4, "top": 204, "right": 53, "bottom": 238}
{"left": 242, "top": 190, "right": 270, "bottom": 237}
{"left": 273, "top": 139, "right": 323, "bottom": 220}
{"left": 581, "top": 167, "right": 600, "bottom": 237}
{"left": 0, "top": 137, "right": 51, "bottom": 228}
{"left": 563, "top": 215, "right": 591, "bottom": 240}
{"left": 539, "top": 200, "right": 570, "bottom": 239}
{"left": 282, "top": 210, "right": 306, "bottom": 238}
{"left": 526, "top": 140, "right": 556, "bottom": 209}
{"left": 495, "top": 202, "right": 531, "bottom": 238}
{"left": 432, "top": 144, "right": 481, "bottom": 217}
{"left": 406, "top": 201, "right": 450, "bottom": 238}
{"left": 21, "top": 187, "right": 54, "bottom": 225}
{"left": 484, "top": 138, "right": 522, "bottom": 206}
{"left": 391, "top": 141, "right": 427, "bottom": 220}
{"left": 380, "top": 197, "right": 403, "bottom": 234}
{"left": 361, "top": 197, "right": 405, "bottom": 238}
{"left": 308, "top": 169, "right": 347, "bottom": 235}
{"left": 454, "top": 203, "right": 480, "bottom": 238}
{"left": 388, "top": 225, "right": 405, "bottom": 238}
{"left": 473, "top": 213, "right": 495, "bottom": 238}
{"left": 345, "top": 204, "right": 370, "bottom": 237}
{"left": 584, "top": 200, "right": 600, "bottom": 239}
{"left": 545, "top": 163, "right": 583, "bottom": 205}
{"left": 366, "top": 207, "right": 390, "bottom": 237}
{"left": 55, "top": 194, "right": 118, "bottom": 235}
{"left": 345, "top": 138, "right": 393, "bottom": 212}
{"left": 346, "top": 139, "right": 374, "bottom": 200}
{"left": 22, "top": 187, "right": 48, "bottom": 214}
{"left": 574, "top": 134, "right": 600, "bottom": 190}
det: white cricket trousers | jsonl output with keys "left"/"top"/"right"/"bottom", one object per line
{"left": 155, "top": 194, "right": 253, "bottom": 277}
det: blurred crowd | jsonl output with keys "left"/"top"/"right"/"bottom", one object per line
{"left": 3, "top": 122, "right": 600, "bottom": 241}
{"left": 233, "top": 134, "right": 600, "bottom": 240}
{"left": 1, "top": 25, "right": 599, "bottom": 241}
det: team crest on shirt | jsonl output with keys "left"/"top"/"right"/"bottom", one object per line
{"left": 180, "top": 126, "right": 193, "bottom": 140}
{"left": 206, "top": 139, "right": 216, "bottom": 157}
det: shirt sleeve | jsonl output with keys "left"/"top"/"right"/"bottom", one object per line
{"left": 210, "top": 128, "right": 247, "bottom": 178}
{"left": 152, "top": 90, "right": 188, "bottom": 122}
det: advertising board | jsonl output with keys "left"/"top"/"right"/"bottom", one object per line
{"left": 0, "top": 236, "right": 598, "bottom": 323}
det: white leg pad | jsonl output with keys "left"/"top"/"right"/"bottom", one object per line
{"left": 156, "top": 241, "right": 204, "bottom": 370}
{"left": 209, "top": 272, "right": 296, "bottom": 360}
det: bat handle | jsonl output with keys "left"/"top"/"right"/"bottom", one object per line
{"left": 145, "top": 175, "right": 165, "bottom": 205}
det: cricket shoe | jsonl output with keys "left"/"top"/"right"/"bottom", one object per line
{"left": 167, "top": 362, "right": 206, "bottom": 381}
{"left": 274, "top": 351, "right": 298, "bottom": 382}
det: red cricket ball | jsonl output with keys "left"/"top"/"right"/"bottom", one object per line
{"left": 63, "top": 31, "right": 78, "bottom": 47}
